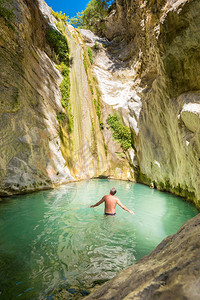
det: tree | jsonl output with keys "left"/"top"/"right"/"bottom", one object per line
{"left": 69, "top": 0, "right": 115, "bottom": 32}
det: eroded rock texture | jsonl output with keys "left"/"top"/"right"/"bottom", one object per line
{"left": 0, "top": 0, "right": 133, "bottom": 196}
{"left": 0, "top": 0, "right": 72, "bottom": 195}
{"left": 86, "top": 213, "right": 200, "bottom": 300}
{"left": 101, "top": 0, "right": 200, "bottom": 208}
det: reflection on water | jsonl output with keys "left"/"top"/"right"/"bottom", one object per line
{"left": 0, "top": 180, "right": 198, "bottom": 299}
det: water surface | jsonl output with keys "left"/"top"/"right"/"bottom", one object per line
{"left": 0, "top": 179, "right": 198, "bottom": 299}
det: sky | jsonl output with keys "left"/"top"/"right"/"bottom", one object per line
{"left": 45, "top": 0, "right": 90, "bottom": 18}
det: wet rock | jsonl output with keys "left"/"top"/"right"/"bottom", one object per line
{"left": 98, "top": 0, "right": 200, "bottom": 208}
{"left": 85, "top": 213, "right": 200, "bottom": 300}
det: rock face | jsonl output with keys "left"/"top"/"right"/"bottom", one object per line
{"left": 0, "top": 0, "right": 72, "bottom": 195}
{"left": 0, "top": 0, "right": 133, "bottom": 196}
{"left": 86, "top": 213, "right": 200, "bottom": 300}
{"left": 99, "top": 0, "right": 200, "bottom": 208}
{"left": 0, "top": 0, "right": 199, "bottom": 202}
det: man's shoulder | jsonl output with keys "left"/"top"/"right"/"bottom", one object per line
{"left": 106, "top": 195, "right": 119, "bottom": 201}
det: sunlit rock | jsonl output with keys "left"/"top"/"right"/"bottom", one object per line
{"left": 97, "top": 0, "right": 200, "bottom": 207}
{"left": 181, "top": 103, "right": 200, "bottom": 132}
{"left": 80, "top": 29, "right": 140, "bottom": 110}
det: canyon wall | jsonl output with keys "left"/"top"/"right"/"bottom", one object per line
{"left": 0, "top": 0, "right": 70, "bottom": 195}
{"left": 1, "top": 0, "right": 199, "bottom": 207}
{"left": 0, "top": 0, "right": 132, "bottom": 196}
{"left": 100, "top": 0, "right": 200, "bottom": 208}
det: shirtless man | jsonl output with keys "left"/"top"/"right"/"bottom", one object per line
{"left": 90, "top": 187, "right": 134, "bottom": 215}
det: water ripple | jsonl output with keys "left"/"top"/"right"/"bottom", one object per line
{"left": 0, "top": 179, "right": 198, "bottom": 299}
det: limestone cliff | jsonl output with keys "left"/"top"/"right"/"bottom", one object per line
{"left": 97, "top": 0, "right": 200, "bottom": 208}
{"left": 0, "top": 0, "right": 132, "bottom": 196}
{"left": 0, "top": 0, "right": 71, "bottom": 195}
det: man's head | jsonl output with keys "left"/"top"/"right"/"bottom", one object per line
{"left": 110, "top": 187, "right": 117, "bottom": 195}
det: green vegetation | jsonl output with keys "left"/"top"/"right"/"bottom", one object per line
{"left": 106, "top": 114, "right": 132, "bottom": 151}
{"left": 58, "top": 62, "right": 73, "bottom": 132}
{"left": 46, "top": 26, "right": 69, "bottom": 64}
{"left": 99, "top": 121, "right": 104, "bottom": 130}
{"left": 58, "top": 60, "right": 70, "bottom": 111}
{"left": 60, "top": 72, "right": 70, "bottom": 108}
{"left": 88, "top": 47, "right": 93, "bottom": 64}
{"left": 92, "top": 42, "right": 101, "bottom": 51}
{"left": 0, "top": 0, "right": 15, "bottom": 30}
{"left": 91, "top": 119, "right": 98, "bottom": 158}
{"left": 46, "top": 21, "right": 72, "bottom": 132}
{"left": 51, "top": 9, "right": 69, "bottom": 35}
{"left": 57, "top": 112, "right": 66, "bottom": 122}
{"left": 51, "top": 9, "right": 68, "bottom": 23}
{"left": 90, "top": 85, "right": 94, "bottom": 95}
{"left": 46, "top": 16, "right": 70, "bottom": 114}
{"left": 69, "top": 0, "right": 115, "bottom": 33}
{"left": 94, "top": 97, "right": 101, "bottom": 122}
{"left": 83, "top": 53, "right": 88, "bottom": 73}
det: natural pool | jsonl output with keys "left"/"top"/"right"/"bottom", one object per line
{"left": 0, "top": 179, "right": 198, "bottom": 299}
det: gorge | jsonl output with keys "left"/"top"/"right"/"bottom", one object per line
{"left": 0, "top": 0, "right": 200, "bottom": 299}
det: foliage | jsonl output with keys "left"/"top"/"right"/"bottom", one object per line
{"left": 51, "top": 9, "right": 69, "bottom": 35}
{"left": 106, "top": 114, "right": 132, "bottom": 151}
{"left": 46, "top": 27, "right": 69, "bottom": 64}
{"left": 90, "top": 84, "right": 94, "bottom": 95}
{"left": 92, "top": 42, "right": 101, "bottom": 51}
{"left": 88, "top": 47, "right": 93, "bottom": 64}
{"left": 56, "top": 21, "right": 66, "bottom": 35}
{"left": 57, "top": 112, "right": 66, "bottom": 122}
{"left": 94, "top": 97, "right": 101, "bottom": 121}
{"left": 58, "top": 62, "right": 73, "bottom": 132}
{"left": 91, "top": 119, "right": 98, "bottom": 157}
{"left": 99, "top": 121, "right": 104, "bottom": 130}
{"left": 47, "top": 11, "right": 73, "bottom": 133}
{"left": 0, "top": 0, "right": 15, "bottom": 30}
{"left": 69, "top": 0, "right": 115, "bottom": 32}
{"left": 83, "top": 53, "right": 88, "bottom": 73}
{"left": 60, "top": 75, "right": 70, "bottom": 109}
{"left": 51, "top": 9, "right": 68, "bottom": 23}
{"left": 59, "top": 62, "right": 69, "bottom": 77}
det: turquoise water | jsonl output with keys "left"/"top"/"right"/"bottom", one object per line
{"left": 0, "top": 179, "right": 198, "bottom": 299}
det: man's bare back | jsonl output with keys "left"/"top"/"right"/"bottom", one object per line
{"left": 103, "top": 194, "right": 118, "bottom": 214}
{"left": 90, "top": 187, "right": 134, "bottom": 215}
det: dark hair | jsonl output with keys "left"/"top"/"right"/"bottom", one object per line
{"left": 110, "top": 187, "right": 117, "bottom": 195}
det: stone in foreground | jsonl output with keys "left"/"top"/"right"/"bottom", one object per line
{"left": 86, "top": 214, "right": 200, "bottom": 300}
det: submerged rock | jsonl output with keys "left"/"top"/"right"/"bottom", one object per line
{"left": 85, "top": 213, "right": 200, "bottom": 300}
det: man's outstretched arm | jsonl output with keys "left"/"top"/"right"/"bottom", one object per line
{"left": 117, "top": 199, "right": 134, "bottom": 214}
{"left": 90, "top": 197, "right": 105, "bottom": 208}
